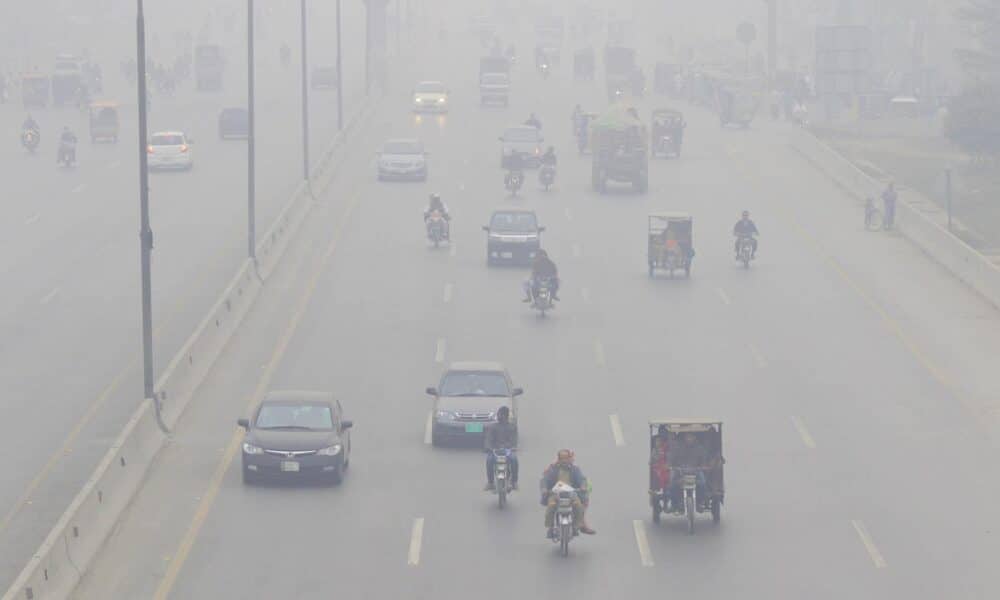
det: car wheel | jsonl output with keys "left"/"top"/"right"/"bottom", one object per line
{"left": 329, "top": 461, "right": 344, "bottom": 485}
{"left": 242, "top": 468, "right": 257, "bottom": 485}
{"left": 431, "top": 431, "right": 442, "bottom": 446}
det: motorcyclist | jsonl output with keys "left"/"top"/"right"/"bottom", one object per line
{"left": 524, "top": 113, "right": 542, "bottom": 130}
{"left": 522, "top": 249, "right": 559, "bottom": 303}
{"left": 732, "top": 210, "right": 759, "bottom": 259}
{"left": 22, "top": 114, "right": 40, "bottom": 133}
{"left": 667, "top": 432, "right": 711, "bottom": 513}
{"left": 540, "top": 146, "right": 557, "bottom": 168}
{"left": 505, "top": 151, "right": 526, "bottom": 189}
{"left": 571, "top": 104, "right": 583, "bottom": 131}
{"left": 540, "top": 449, "right": 596, "bottom": 536}
{"left": 423, "top": 193, "right": 451, "bottom": 239}
{"left": 484, "top": 406, "right": 518, "bottom": 491}
{"left": 58, "top": 126, "right": 78, "bottom": 164}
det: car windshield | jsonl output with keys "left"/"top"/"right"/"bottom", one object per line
{"left": 151, "top": 134, "right": 184, "bottom": 146}
{"left": 490, "top": 212, "right": 538, "bottom": 233}
{"left": 383, "top": 140, "right": 422, "bottom": 154}
{"left": 55, "top": 62, "right": 78, "bottom": 71}
{"left": 255, "top": 403, "right": 334, "bottom": 430}
{"left": 416, "top": 82, "right": 445, "bottom": 93}
{"left": 440, "top": 371, "right": 509, "bottom": 396}
{"left": 504, "top": 128, "right": 539, "bottom": 142}
{"left": 482, "top": 74, "right": 507, "bottom": 84}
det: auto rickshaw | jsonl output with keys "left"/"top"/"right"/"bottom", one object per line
{"left": 648, "top": 419, "right": 724, "bottom": 534}
{"left": 573, "top": 111, "right": 598, "bottom": 154}
{"left": 647, "top": 212, "right": 693, "bottom": 278}
{"left": 718, "top": 87, "right": 759, "bottom": 127}
{"left": 650, "top": 108, "right": 685, "bottom": 158}
{"left": 88, "top": 102, "right": 120, "bottom": 143}
{"left": 21, "top": 73, "right": 50, "bottom": 108}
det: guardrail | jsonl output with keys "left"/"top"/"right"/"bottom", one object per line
{"left": 789, "top": 128, "right": 1000, "bottom": 312}
{"left": 3, "top": 94, "right": 381, "bottom": 600}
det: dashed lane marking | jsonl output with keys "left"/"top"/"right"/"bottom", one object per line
{"left": 108, "top": 160, "right": 121, "bottom": 169}
{"left": 40, "top": 288, "right": 60, "bottom": 304}
{"left": 791, "top": 416, "right": 816, "bottom": 449}
{"left": 424, "top": 412, "right": 433, "bottom": 445}
{"left": 24, "top": 213, "right": 41, "bottom": 225}
{"left": 408, "top": 517, "right": 425, "bottom": 566}
{"left": 435, "top": 338, "right": 446, "bottom": 363}
{"left": 564, "top": 207, "right": 573, "bottom": 221}
{"left": 633, "top": 520, "right": 655, "bottom": 567}
{"left": 716, "top": 287, "right": 732, "bottom": 305}
{"left": 594, "top": 341, "right": 606, "bottom": 368}
{"left": 443, "top": 283, "right": 453, "bottom": 304}
{"left": 72, "top": 183, "right": 87, "bottom": 194}
{"left": 851, "top": 520, "right": 887, "bottom": 569}
{"left": 449, "top": 243, "right": 457, "bottom": 257}
{"left": 748, "top": 343, "right": 768, "bottom": 368}
{"left": 581, "top": 287, "right": 591, "bottom": 304}
{"left": 609, "top": 414, "right": 625, "bottom": 447}
{"left": 572, "top": 243, "right": 581, "bottom": 258}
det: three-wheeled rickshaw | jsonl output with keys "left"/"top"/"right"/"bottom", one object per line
{"left": 651, "top": 108, "right": 685, "bottom": 158}
{"left": 648, "top": 419, "right": 725, "bottom": 534}
{"left": 647, "top": 212, "right": 693, "bottom": 278}
{"left": 88, "top": 101, "right": 120, "bottom": 143}
{"left": 21, "top": 73, "right": 50, "bottom": 108}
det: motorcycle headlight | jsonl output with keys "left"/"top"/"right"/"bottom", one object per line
{"left": 242, "top": 442, "right": 263, "bottom": 455}
{"left": 437, "top": 97, "right": 446, "bottom": 104}
{"left": 317, "top": 444, "right": 342, "bottom": 456}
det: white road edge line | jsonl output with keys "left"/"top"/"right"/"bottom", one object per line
{"left": 581, "top": 287, "right": 591, "bottom": 304}
{"left": 72, "top": 183, "right": 87, "bottom": 194}
{"left": 24, "top": 213, "right": 41, "bottom": 225}
{"left": 791, "top": 416, "right": 816, "bottom": 449}
{"left": 40, "top": 288, "right": 60, "bottom": 305}
{"left": 443, "top": 283, "right": 453, "bottom": 304}
{"left": 594, "top": 341, "right": 606, "bottom": 368}
{"left": 424, "top": 412, "right": 433, "bottom": 445}
{"left": 408, "top": 517, "right": 425, "bottom": 566}
{"left": 748, "top": 343, "right": 768, "bottom": 368}
{"left": 609, "top": 414, "right": 625, "bottom": 447}
{"left": 716, "top": 287, "right": 732, "bottom": 305}
{"left": 632, "top": 520, "right": 655, "bottom": 567}
{"left": 435, "top": 338, "right": 446, "bottom": 363}
{"left": 851, "top": 519, "right": 887, "bottom": 569}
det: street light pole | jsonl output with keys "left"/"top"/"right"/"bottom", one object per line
{"left": 300, "top": 0, "right": 310, "bottom": 180}
{"left": 248, "top": 0, "right": 257, "bottom": 259}
{"left": 336, "top": 0, "right": 344, "bottom": 130}
{"left": 136, "top": 0, "right": 155, "bottom": 404}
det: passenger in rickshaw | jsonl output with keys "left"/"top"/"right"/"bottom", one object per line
{"left": 667, "top": 432, "right": 711, "bottom": 512}
{"left": 650, "top": 425, "right": 671, "bottom": 491}
{"left": 659, "top": 227, "right": 694, "bottom": 265}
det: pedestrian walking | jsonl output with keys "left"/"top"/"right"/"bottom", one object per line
{"left": 882, "top": 182, "right": 897, "bottom": 230}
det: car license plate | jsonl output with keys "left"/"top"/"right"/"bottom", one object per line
{"left": 465, "top": 423, "right": 485, "bottom": 433}
{"left": 501, "top": 252, "right": 513, "bottom": 259}
{"left": 280, "top": 461, "right": 299, "bottom": 472}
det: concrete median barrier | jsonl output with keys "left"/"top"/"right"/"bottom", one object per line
{"left": 790, "top": 129, "right": 1000, "bottom": 312}
{"left": 2, "top": 95, "right": 380, "bottom": 600}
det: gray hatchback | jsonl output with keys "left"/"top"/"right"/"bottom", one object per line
{"left": 426, "top": 362, "right": 523, "bottom": 447}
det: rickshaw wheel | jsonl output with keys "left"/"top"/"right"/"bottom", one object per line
{"left": 648, "top": 263, "right": 654, "bottom": 278}
{"left": 684, "top": 265, "right": 691, "bottom": 278}
{"left": 711, "top": 497, "right": 721, "bottom": 524}
{"left": 652, "top": 503, "right": 661, "bottom": 524}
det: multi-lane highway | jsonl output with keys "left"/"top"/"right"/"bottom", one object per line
{"left": 58, "top": 8, "right": 1000, "bottom": 600}
{"left": 0, "top": 0, "right": 371, "bottom": 590}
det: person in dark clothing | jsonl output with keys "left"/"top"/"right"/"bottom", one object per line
{"left": 484, "top": 406, "right": 518, "bottom": 490}
{"left": 733, "top": 210, "right": 759, "bottom": 259}
{"left": 881, "top": 182, "right": 897, "bottom": 230}
{"left": 22, "top": 114, "right": 39, "bottom": 133}
{"left": 523, "top": 249, "right": 559, "bottom": 302}
{"left": 524, "top": 113, "right": 542, "bottom": 130}
{"left": 505, "top": 151, "right": 526, "bottom": 190}
{"left": 540, "top": 146, "right": 557, "bottom": 167}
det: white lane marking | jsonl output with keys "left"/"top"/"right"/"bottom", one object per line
{"left": 108, "top": 160, "right": 121, "bottom": 169}
{"left": 609, "top": 414, "right": 625, "bottom": 447}
{"left": 564, "top": 207, "right": 573, "bottom": 221}
{"left": 791, "top": 416, "right": 816, "bottom": 449}
{"left": 434, "top": 338, "right": 446, "bottom": 363}
{"left": 457, "top": 183, "right": 465, "bottom": 191}
{"left": 571, "top": 243, "right": 581, "bottom": 258}
{"left": 24, "top": 213, "right": 41, "bottom": 225}
{"left": 449, "top": 243, "right": 457, "bottom": 257}
{"left": 851, "top": 520, "right": 887, "bottom": 569}
{"left": 408, "top": 518, "right": 425, "bottom": 566}
{"left": 748, "top": 343, "right": 768, "bottom": 368}
{"left": 716, "top": 287, "right": 732, "bottom": 305}
{"left": 40, "top": 288, "right": 60, "bottom": 305}
{"left": 442, "top": 283, "right": 453, "bottom": 304}
{"left": 632, "top": 520, "right": 655, "bottom": 567}
{"left": 424, "top": 412, "right": 433, "bottom": 444}
{"left": 581, "top": 287, "right": 591, "bottom": 304}
{"left": 594, "top": 341, "right": 606, "bottom": 367}
{"left": 72, "top": 183, "right": 87, "bottom": 194}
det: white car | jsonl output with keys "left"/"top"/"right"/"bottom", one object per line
{"left": 413, "top": 81, "right": 449, "bottom": 113}
{"left": 147, "top": 131, "right": 193, "bottom": 171}
{"left": 377, "top": 138, "right": 428, "bottom": 181}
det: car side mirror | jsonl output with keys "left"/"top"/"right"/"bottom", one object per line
{"left": 497, "top": 136, "right": 504, "bottom": 142}
{"left": 538, "top": 226, "right": 546, "bottom": 232}
{"left": 512, "top": 387, "right": 524, "bottom": 396}
{"left": 481, "top": 225, "right": 490, "bottom": 232}
{"left": 425, "top": 387, "right": 438, "bottom": 396}
{"left": 237, "top": 418, "right": 250, "bottom": 429}
{"left": 341, "top": 420, "right": 353, "bottom": 430}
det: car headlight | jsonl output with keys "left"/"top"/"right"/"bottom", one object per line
{"left": 436, "top": 410, "right": 456, "bottom": 421}
{"left": 317, "top": 444, "right": 342, "bottom": 456}
{"left": 242, "top": 442, "right": 263, "bottom": 455}
{"left": 414, "top": 96, "right": 423, "bottom": 103}
{"left": 437, "top": 97, "right": 446, "bottom": 103}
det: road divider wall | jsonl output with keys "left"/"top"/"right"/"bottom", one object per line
{"left": 790, "top": 129, "right": 1000, "bottom": 312}
{"left": 3, "top": 95, "right": 381, "bottom": 600}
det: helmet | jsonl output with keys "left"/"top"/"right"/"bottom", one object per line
{"left": 429, "top": 193, "right": 440, "bottom": 202}
{"left": 742, "top": 210, "right": 750, "bottom": 218}
{"left": 496, "top": 406, "right": 510, "bottom": 421}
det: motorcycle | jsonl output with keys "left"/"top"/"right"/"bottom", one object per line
{"left": 426, "top": 211, "right": 448, "bottom": 248}
{"left": 539, "top": 62, "right": 550, "bottom": 79}
{"left": 57, "top": 140, "right": 77, "bottom": 167}
{"left": 539, "top": 164, "right": 555, "bottom": 190}
{"left": 491, "top": 448, "right": 515, "bottom": 508}
{"left": 736, "top": 235, "right": 754, "bottom": 269}
{"left": 549, "top": 482, "right": 579, "bottom": 556}
{"left": 504, "top": 170, "right": 524, "bottom": 196}
{"left": 22, "top": 129, "right": 40, "bottom": 154}
{"left": 531, "top": 277, "right": 555, "bottom": 317}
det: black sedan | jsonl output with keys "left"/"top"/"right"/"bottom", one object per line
{"left": 483, "top": 208, "right": 545, "bottom": 265}
{"left": 238, "top": 391, "right": 353, "bottom": 484}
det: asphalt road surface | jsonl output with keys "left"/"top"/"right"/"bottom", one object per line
{"left": 18, "top": 5, "right": 1000, "bottom": 600}
{"left": 0, "top": 0, "right": 369, "bottom": 589}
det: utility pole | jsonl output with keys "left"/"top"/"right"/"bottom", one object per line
{"left": 336, "top": 0, "right": 343, "bottom": 130}
{"left": 136, "top": 0, "right": 155, "bottom": 405}
{"left": 767, "top": 0, "right": 777, "bottom": 83}
{"left": 300, "top": 0, "right": 310, "bottom": 179}
{"left": 248, "top": 0, "right": 257, "bottom": 259}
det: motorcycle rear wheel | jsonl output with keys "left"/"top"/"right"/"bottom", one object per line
{"left": 686, "top": 496, "right": 696, "bottom": 535}
{"left": 560, "top": 524, "right": 571, "bottom": 556}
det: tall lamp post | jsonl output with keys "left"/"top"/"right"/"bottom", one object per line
{"left": 136, "top": 0, "right": 155, "bottom": 406}
{"left": 248, "top": 0, "right": 257, "bottom": 259}
{"left": 300, "top": 0, "right": 310, "bottom": 180}
{"left": 336, "top": 0, "right": 343, "bottom": 130}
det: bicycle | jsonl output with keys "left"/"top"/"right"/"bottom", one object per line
{"left": 864, "top": 198, "right": 883, "bottom": 231}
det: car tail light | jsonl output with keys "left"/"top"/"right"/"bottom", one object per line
{"left": 179, "top": 144, "right": 189, "bottom": 153}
